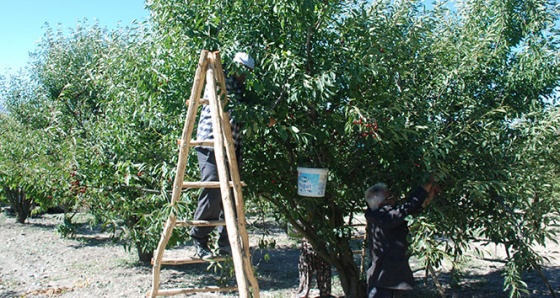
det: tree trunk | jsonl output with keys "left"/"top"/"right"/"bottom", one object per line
{"left": 136, "top": 241, "right": 154, "bottom": 263}
{"left": 330, "top": 245, "right": 367, "bottom": 298}
{"left": 3, "top": 186, "right": 32, "bottom": 224}
{"left": 307, "top": 235, "right": 366, "bottom": 297}
{"left": 306, "top": 225, "right": 367, "bottom": 297}
{"left": 303, "top": 194, "right": 368, "bottom": 298}
{"left": 125, "top": 215, "right": 154, "bottom": 263}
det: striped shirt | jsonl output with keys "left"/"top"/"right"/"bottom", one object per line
{"left": 196, "top": 75, "right": 243, "bottom": 150}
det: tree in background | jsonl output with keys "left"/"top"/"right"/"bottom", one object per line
{"left": 27, "top": 20, "right": 198, "bottom": 261}
{"left": 0, "top": 21, "right": 188, "bottom": 259}
{"left": 0, "top": 116, "right": 38, "bottom": 223}
{"left": 0, "top": 71, "right": 75, "bottom": 224}
{"left": 79, "top": 21, "right": 197, "bottom": 261}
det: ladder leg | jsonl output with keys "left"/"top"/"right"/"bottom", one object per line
{"left": 223, "top": 109, "right": 260, "bottom": 298}
{"left": 149, "top": 215, "right": 177, "bottom": 297}
{"left": 206, "top": 56, "right": 251, "bottom": 298}
{"left": 170, "top": 50, "right": 208, "bottom": 206}
{"left": 213, "top": 52, "right": 260, "bottom": 297}
{"left": 149, "top": 50, "right": 208, "bottom": 298}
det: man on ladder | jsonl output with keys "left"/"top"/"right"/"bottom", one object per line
{"left": 190, "top": 52, "right": 255, "bottom": 260}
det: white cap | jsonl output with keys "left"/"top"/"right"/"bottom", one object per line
{"left": 233, "top": 52, "right": 255, "bottom": 70}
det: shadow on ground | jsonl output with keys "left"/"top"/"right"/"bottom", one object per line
{"left": 3, "top": 211, "right": 558, "bottom": 298}
{"left": 409, "top": 265, "right": 560, "bottom": 298}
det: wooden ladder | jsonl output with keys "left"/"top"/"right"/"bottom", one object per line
{"left": 147, "top": 50, "right": 260, "bottom": 298}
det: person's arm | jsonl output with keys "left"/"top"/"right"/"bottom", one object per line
{"left": 421, "top": 177, "right": 437, "bottom": 208}
{"left": 365, "top": 186, "right": 429, "bottom": 229}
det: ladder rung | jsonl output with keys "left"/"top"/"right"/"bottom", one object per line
{"left": 182, "top": 181, "right": 246, "bottom": 189}
{"left": 353, "top": 249, "right": 364, "bottom": 255}
{"left": 352, "top": 234, "right": 366, "bottom": 240}
{"left": 176, "top": 220, "right": 225, "bottom": 227}
{"left": 188, "top": 140, "right": 214, "bottom": 147}
{"left": 176, "top": 139, "right": 214, "bottom": 147}
{"left": 150, "top": 286, "right": 237, "bottom": 296}
{"left": 156, "top": 255, "right": 228, "bottom": 265}
{"left": 186, "top": 98, "right": 210, "bottom": 105}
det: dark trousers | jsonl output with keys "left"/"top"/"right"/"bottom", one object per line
{"left": 190, "top": 148, "right": 229, "bottom": 248}
{"left": 368, "top": 287, "right": 406, "bottom": 298}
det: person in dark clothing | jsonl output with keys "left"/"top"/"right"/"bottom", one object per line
{"left": 364, "top": 180, "right": 437, "bottom": 298}
{"left": 190, "top": 52, "right": 254, "bottom": 260}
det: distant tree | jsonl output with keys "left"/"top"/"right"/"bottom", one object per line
{"left": 76, "top": 22, "right": 194, "bottom": 262}
{"left": 0, "top": 74, "right": 73, "bottom": 224}
{"left": 25, "top": 21, "right": 190, "bottom": 261}
{"left": 1, "top": 19, "right": 199, "bottom": 261}
{"left": 0, "top": 115, "right": 35, "bottom": 223}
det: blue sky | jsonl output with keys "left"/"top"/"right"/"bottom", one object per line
{"left": 0, "top": 0, "right": 149, "bottom": 75}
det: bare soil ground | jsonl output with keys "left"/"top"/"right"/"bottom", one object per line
{"left": 0, "top": 211, "right": 559, "bottom": 298}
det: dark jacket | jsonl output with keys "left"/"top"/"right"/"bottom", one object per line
{"left": 365, "top": 186, "right": 428, "bottom": 291}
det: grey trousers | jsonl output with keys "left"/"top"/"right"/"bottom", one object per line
{"left": 190, "top": 148, "right": 229, "bottom": 248}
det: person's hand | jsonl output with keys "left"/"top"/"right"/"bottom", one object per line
{"left": 422, "top": 175, "right": 438, "bottom": 208}
{"left": 421, "top": 175, "right": 435, "bottom": 193}
{"left": 379, "top": 195, "right": 396, "bottom": 208}
{"left": 422, "top": 186, "right": 437, "bottom": 208}
{"left": 268, "top": 117, "right": 276, "bottom": 127}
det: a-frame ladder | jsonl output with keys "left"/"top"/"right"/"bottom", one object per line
{"left": 148, "top": 50, "right": 259, "bottom": 298}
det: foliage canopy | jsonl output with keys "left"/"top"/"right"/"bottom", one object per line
{"left": 0, "top": 0, "right": 559, "bottom": 297}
